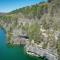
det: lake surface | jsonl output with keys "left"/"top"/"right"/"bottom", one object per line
{"left": 0, "top": 28, "right": 43, "bottom": 60}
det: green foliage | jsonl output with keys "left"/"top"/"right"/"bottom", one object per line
{"left": 22, "top": 22, "right": 42, "bottom": 43}
{"left": 10, "top": 3, "right": 48, "bottom": 19}
{"left": 28, "top": 22, "right": 40, "bottom": 41}
{"left": 57, "top": 34, "right": 60, "bottom": 59}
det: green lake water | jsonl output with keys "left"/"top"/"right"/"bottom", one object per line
{"left": 0, "top": 28, "right": 44, "bottom": 60}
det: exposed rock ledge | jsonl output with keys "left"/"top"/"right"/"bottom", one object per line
{"left": 25, "top": 44, "right": 58, "bottom": 60}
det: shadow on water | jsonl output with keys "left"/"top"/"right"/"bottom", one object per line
{"left": 0, "top": 28, "right": 45, "bottom": 60}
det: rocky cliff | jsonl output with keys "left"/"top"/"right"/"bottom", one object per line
{"left": 0, "top": 0, "right": 60, "bottom": 60}
{"left": 25, "top": 0, "right": 60, "bottom": 60}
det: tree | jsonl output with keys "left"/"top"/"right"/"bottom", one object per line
{"left": 23, "top": 21, "right": 42, "bottom": 43}
{"left": 57, "top": 34, "right": 60, "bottom": 60}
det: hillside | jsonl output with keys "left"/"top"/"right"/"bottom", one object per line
{"left": 0, "top": 1, "right": 60, "bottom": 60}
{"left": 0, "top": 12, "right": 7, "bottom": 16}
{"left": 10, "top": 2, "right": 48, "bottom": 19}
{"left": 0, "top": 2, "right": 48, "bottom": 20}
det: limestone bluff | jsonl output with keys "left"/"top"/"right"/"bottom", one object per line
{"left": 0, "top": 0, "right": 60, "bottom": 60}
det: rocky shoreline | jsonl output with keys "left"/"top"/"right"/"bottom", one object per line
{"left": 0, "top": 18, "right": 59, "bottom": 60}
{"left": 25, "top": 43, "right": 58, "bottom": 60}
{"left": 0, "top": 0, "right": 60, "bottom": 60}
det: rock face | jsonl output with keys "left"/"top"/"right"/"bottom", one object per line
{"left": 13, "top": 35, "right": 29, "bottom": 45}
{"left": 48, "top": 0, "right": 60, "bottom": 60}
{"left": 25, "top": 0, "right": 60, "bottom": 60}
{"left": 25, "top": 44, "right": 58, "bottom": 60}
{"left": 0, "top": 17, "right": 32, "bottom": 44}
{"left": 0, "top": 0, "right": 60, "bottom": 60}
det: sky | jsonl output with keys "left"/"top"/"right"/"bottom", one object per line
{"left": 0, "top": 0, "right": 47, "bottom": 12}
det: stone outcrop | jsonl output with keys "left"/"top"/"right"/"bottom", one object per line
{"left": 25, "top": 44, "right": 58, "bottom": 60}
{"left": 0, "top": 0, "right": 60, "bottom": 60}
{"left": 12, "top": 35, "right": 29, "bottom": 45}
{"left": 0, "top": 17, "right": 33, "bottom": 45}
{"left": 24, "top": 0, "right": 60, "bottom": 60}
